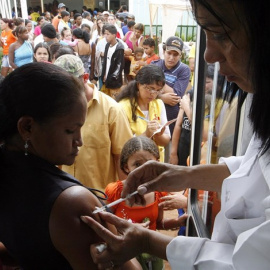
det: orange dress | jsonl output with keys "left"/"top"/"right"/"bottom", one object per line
{"left": 105, "top": 180, "right": 167, "bottom": 230}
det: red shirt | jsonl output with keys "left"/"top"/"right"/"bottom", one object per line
{"left": 105, "top": 180, "right": 167, "bottom": 230}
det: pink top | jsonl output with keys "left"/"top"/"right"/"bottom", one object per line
{"left": 125, "top": 31, "right": 143, "bottom": 52}
{"left": 63, "top": 39, "right": 78, "bottom": 47}
{"left": 34, "top": 25, "right": 41, "bottom": 36}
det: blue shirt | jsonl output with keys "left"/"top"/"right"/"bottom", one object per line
{"left": 122, "top": 25, "right": 129, "bottom": 35}
{"left": 152, "top": 59, "right": 190, "bottom": 134}
{"left": 14, "top": 41, "right": 33, "bottom": 67}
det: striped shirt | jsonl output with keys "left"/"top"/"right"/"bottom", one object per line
{"left": 152, "top": 59, "right": 190, "bottom": 134}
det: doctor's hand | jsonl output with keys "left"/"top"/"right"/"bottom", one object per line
{"left": 121, "top": 160, "right": 189, "bottom": 206}
{"left": 80, "top": 211, "right": 150, "bottom": 269}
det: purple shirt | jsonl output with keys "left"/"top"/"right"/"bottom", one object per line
{"left": 152, "top": 59, "right": 190, "bottom": 134}
{"left": 122, "top": 25, "right": 129, "bottom": 35}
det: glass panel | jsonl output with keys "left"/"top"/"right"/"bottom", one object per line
{"left": 188, "top": 27, "right": 252, "bottom": 238}
{"left": 196, "top": 62, "right": 238, "bottom": 235}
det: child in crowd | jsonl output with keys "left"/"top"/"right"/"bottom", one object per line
{"left": 170, "top": 89, "right": 193, "bottom": 166}
{"left": 125, "top": 47, "right": 144, "bottom": 81}
{"left": 33, "top": 42, "right": 51, "bottom": 62}
{"left": 60, "top": 27, "right": 78, "bottom": 47}
{"left": 100, "top": 24, "right": 124, "bottom": 99}
{"left": 105, "top": 136, "right": 187, "bottom": 270}
{"left": 143, "top": 37, "right": 160, "bottom": 64}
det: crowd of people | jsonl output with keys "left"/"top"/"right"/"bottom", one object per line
{"left": 1, "top": 0, "right": 268, "bottom": 269}
{"left": 0, "top": 4, "right": 192, "bottom": 269}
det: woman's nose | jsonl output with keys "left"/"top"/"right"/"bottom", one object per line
{"left": 204, "top": 38, "right": 225, "bottom": 64}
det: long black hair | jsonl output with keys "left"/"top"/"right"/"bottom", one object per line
{"left": 191, "top": 0, "right": 270, "bottom": 154}
{"left": 72, "top": 27, "right": 90, "bottom": 43}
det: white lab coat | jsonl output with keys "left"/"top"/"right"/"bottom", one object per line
{"left": 167, "top": 135, "right": 270, "bottom": 269}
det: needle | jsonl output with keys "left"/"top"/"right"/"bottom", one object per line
{"left": 93, "top": 191, "right": 139, "bottom": 214}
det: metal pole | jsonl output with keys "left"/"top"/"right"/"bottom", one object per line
{"left": 2, "top": 0, "right": 11, "bottom": 18}
{"left": 20, "top": 0, "right": 28, "bottom": 19}
{"left": 14, "top": 0, "right": 18, "bottom": 18}
{"left": 107, "top": 0, "right": 110, "bottom": 11}
{"left": 149, "top": 2, "right": 153, "bottom": 38}
{"left": 40, "top": 0, "right": 44, "bottom": 13}
{"left": 7, "top": 0, "right": 12, "bottom": 18}
{"left": 0, "top": 1, "right": 4, "bottom": 18}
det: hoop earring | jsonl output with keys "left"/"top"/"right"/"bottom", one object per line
{"left": 24, "top": 140, "right": 29, "bottom": 156}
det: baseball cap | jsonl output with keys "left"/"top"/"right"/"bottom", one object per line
{"left": 93, "top": 10, "right": 98, "bottom": 15}
{"left": 165, "top": 36, "right": 184, "bottom": 54}
{"left": 54, "top": 54, "right": 85, "bottom": 78}
{"left": 127, "top": 13, "right": 135, "bottom": 19}
{"left": 58, "top": 3, "right": 66, "bottom": 9}
{"left": 102, "top": 11, "right": 110, "bottom": 16}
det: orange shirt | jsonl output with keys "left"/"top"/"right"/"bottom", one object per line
{"left": 1, "top": 30, "right": 16, "bottom": 55}
{"left": 105, "top": 180, "right": 167, "bottom": 230}
{"left": 52, "top": 14, "right": 61, "bottom": 31}
{"left": 144, "top": 53, "right": 160, "bottom": 65}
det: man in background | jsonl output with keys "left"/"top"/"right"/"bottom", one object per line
{"left": 108, "top": 14, "right": 124, "bottom": 39}
{"left": 152, "top": 36, "right": 190, "bottom": 162}
{"left": 55, "top": 54, "right": 133, "bottom": 190}
{"left": 116, "top": 5, "right": 129, "bottom": 19}
{"left": 152, "top": 36, "right": 190, "bottom": 135}
{"left": 52, "top": 3, "right": 67, "bottom": 32}
{"left": 82, "top": 11, "right": 94, "bottom": 29}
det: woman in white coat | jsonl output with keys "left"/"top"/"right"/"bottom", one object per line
{"left": 80, "top": 1, "right": 270, "bottom": 269}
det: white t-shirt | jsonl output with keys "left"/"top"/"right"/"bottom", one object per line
{"left": 34, "top": 34, "right": 44, "bottom": 48}
{"left": 105, "top": 42, "right": 117, "bottom": 79}
{"left": 82, "top": 18, "right": 94, "bottom": 30}
{"left": 96, "top": 37, "right": 127, "bottom": 53}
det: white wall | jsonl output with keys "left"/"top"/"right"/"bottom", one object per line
{"left": 129, "top": 0, "right": 196, "bottom": 26}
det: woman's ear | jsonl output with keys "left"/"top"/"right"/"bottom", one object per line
{"left": 17, "top": 116, "right": 34, "bottom": 140}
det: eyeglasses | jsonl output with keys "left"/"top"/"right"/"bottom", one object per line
{"left": 143, "top": 84, "right": 163, "bottom": 94}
